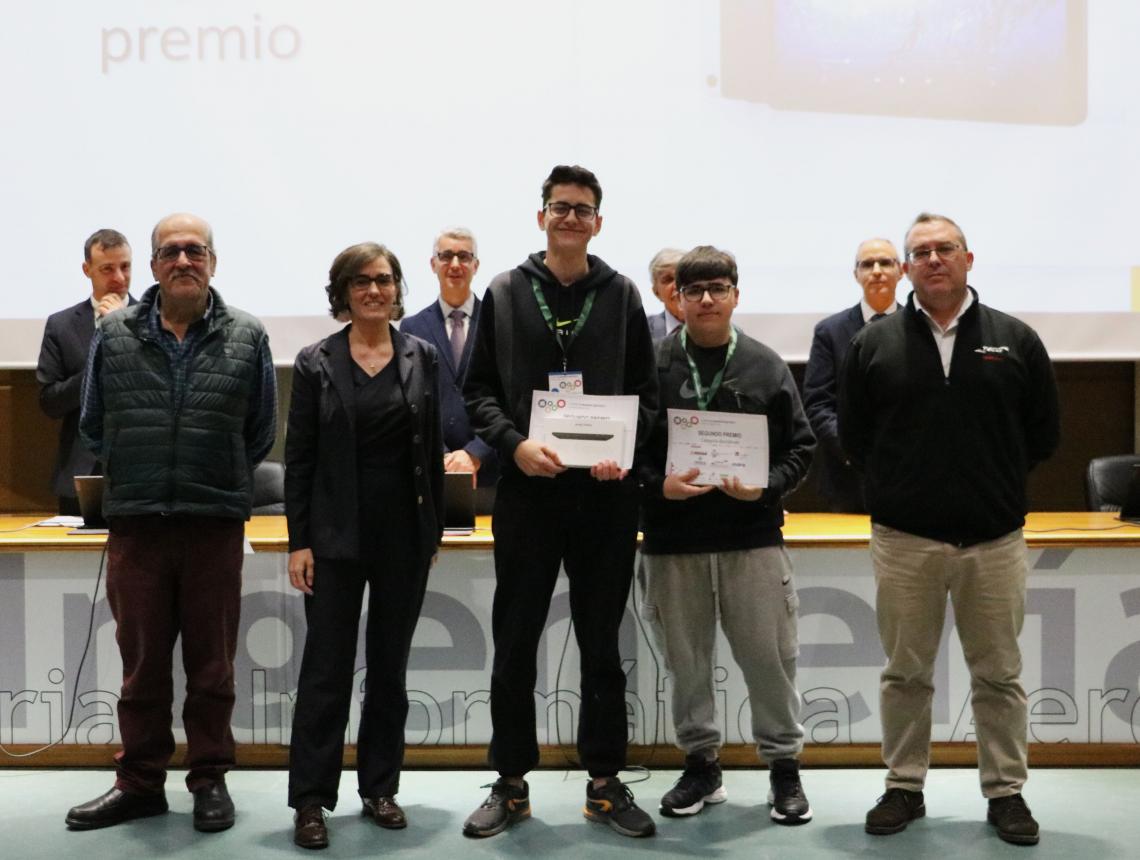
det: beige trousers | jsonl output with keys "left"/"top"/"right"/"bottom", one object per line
{"left": 871, "top": 524, "right": 1028, "bottom": 798}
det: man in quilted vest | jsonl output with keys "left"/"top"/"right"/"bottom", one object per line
{"left": 66, "top": 213, "right": 276, "bottom": 835}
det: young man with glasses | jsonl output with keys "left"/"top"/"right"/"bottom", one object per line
{"left": 400, "top": 227, "right": 498, "bottom": 509}
{"left": 636, "top": 245, "right": 816, "bottom": 825}
{"left": 461, "top": 164, "right": 658, "bottom": 839}
{"left": 840, "top": 213, "right": 1060, "bottom": 846}
{"left": 802, "top": 238, "right": 903, "bottom": 513}
{"left": 66, "top": 213, "right": 276, "bottom": 835}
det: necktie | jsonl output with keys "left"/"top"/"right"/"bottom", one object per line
{"left": 449, "top": 308, "right": 466, "bottom": 367}
{"left": 870, "top": 313, "right": 887, "bottom": 323}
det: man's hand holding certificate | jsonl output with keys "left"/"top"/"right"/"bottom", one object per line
{"left": 665, "top": 408, "right": 769, "bottom": 491}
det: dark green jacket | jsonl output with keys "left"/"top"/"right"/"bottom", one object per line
{"left": 98, "top": 286, "right": 267, "bottom": 519}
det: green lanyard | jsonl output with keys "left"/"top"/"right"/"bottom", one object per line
{"left": 530, "top": 277, "right": 597, "bottom": 371}
{"left": 680, "top": 327, "right": 737, "bottom": 411}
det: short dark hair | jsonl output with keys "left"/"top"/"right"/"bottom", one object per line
{"left": 84, "top": 228, "right": 129, "bottom": 262}
{"left": 325, "top": 242, "right": 406, "bottom": 321}
{"left": 541, "top": 164, "right": 603, "bottom": 209}
{"left": 905, "top": 212, "right": 968, "bottom": 254}
{"left": 675, "top": 245, "right": 739, "bottom": 288}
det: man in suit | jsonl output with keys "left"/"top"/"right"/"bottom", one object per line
{"left": 400, "top": 227, "right": 498, "bottom": 511}
{"left": 36, "top": 228, "right": 134, "bottom": 515}
{"left": 646, "top": 248, "right": 685, "bottom": 341}
{"left": 801, "top": 238, "right": 902, "bottom": 512}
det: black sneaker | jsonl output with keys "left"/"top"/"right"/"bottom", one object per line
{"left": 584, "top": 778, "right": 656, "bottom": 837}
{"left": 865, "top": 788, "right": 926, "bottom": 835}
{"left": 767, "top": 758, "right": 812, "bottom": 824}
{"left": 660, "top": 756, "right": 727, "bottom": 817}
{"left": 988, "top": 794, "right": 1040, "bottom": 845}
{"left": 462, "top": 779, "right": 530, "bottom": 838}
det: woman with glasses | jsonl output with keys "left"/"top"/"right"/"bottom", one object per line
{"left": 284, "top": 242, "right": 444, "bottom": 849}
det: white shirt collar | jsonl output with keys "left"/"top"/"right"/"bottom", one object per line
{"left": 860, "top": 300, "right": 898, "bottom": 324}
{"left": 438, "top": 292, "right": 475, "bottom": 319}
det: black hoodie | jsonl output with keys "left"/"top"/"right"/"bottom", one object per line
{"left": 463, "top": 252, "right": 658, "bottom": 481}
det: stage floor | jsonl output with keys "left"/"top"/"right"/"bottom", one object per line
{"left": 7, "top": 766, "right": 1135, "bottom": 859}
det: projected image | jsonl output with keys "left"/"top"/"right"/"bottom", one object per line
{"left": 720, "top": 0, "right": 1087, "bottom": 125}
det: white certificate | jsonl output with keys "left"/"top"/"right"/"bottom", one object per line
{"left": 666, "top": 408, "right": 768, "bottom": 487}
{"left": 529, "top": 391, "right": 639, "bottom": 469}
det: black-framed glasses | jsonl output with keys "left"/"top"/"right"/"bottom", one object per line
{"left": 545, "top": 201, "right": 598, "bottom": 221}
{"left": 856, "top": 257, "right": 899, "bottom": 272}
{"left": 349, "top": 274, "right": 396, "bottom": 291}
{"left": 678, "top": 282, "right": 735, "bottom": 303}
{"left": 154, "top": 243, "right": 211, "bottom": 263}
{"left": 907, "top": 243, "right": 962, "bottom": 264}
{"left": 435, "top": 250, "right": 476, "bottom": 265}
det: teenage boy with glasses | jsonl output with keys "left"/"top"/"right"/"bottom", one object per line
{"left": 636, "top": 245, "right": 816, "bottom": 825}
{"left": 461, "top": 164, "right": 658, "bottom": 839}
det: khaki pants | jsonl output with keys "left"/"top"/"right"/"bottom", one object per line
{"left": 871, "top": 524, "right": 1028, "bottom": 798}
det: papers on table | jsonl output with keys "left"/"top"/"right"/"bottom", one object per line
{"left": 666, "top": 408, "right": 769, "bottom": 487}
{"left": 35, "top": 516, "right": 84, "bottom": 527}
{"left": 529, "top": 391, "right": 638, "bottom": 469}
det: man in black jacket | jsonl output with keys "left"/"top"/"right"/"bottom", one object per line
{"left": 638, "top": 246, "right": 815, "bottom": 825}
{"left": 36, "top": 229, "right": 134, "bottom": 514}
{"left": 802, "top": 237, "right": 902, "bottom": 512}
{"left": 840, "top": 213, "right": 1060, "bottom": 846}
{"left": 462, "top": 165, "right": 658, "bottom": 839}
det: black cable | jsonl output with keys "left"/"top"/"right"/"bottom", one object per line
{"left": 0, "top": 542, "right": 107, "bottom": 758}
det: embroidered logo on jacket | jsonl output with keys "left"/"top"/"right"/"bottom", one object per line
{"left": 975, "top": 345, "right": 1010, "bottom": 361}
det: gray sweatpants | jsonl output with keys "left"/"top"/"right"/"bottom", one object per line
{"left": 638, "top": 546, "right": 804, "bottom": 763}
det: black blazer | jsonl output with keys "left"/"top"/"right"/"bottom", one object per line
{"left": 802, "top": 303, "right": 868, "bottom": 513}
{"left": 399, "top": 298, "right": 498, "bottom": 486}
{"left": 284, "top": 325, "right": 444, "bottom": 564}
{"left": 36, "top": 297, "right": 135, "bottom": 498}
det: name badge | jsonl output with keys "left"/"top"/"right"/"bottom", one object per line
{"left": 548, "top": 371, "right": 584, "bottom": 395}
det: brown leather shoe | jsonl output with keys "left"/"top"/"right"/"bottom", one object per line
{"left": 362, "top": 796, "right": 407, "bottom": 829}
{"left": 293, "top": 805, "right": 328, "bottom": 850}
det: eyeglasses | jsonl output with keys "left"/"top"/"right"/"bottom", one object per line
{"left": 154, "top": 243, "right": 212, "bottom": 263}
{"left": 349, "top": 274, "right": 396, "bottom": 291}
{"left": 678, "top": 282, "right": 735, "bottom": 303}
{"left": 856, "top": 257, "right": 899, "bottom": 272}
{"left": 435, "top": 250, "right": 476, "bottom": 265}
{"left": 545, "top": 201, "right": 598, "bottom": 221}
{"left": 906, "top": 243, "right": 962, "bottom": 264}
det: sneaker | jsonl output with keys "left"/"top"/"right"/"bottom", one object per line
{"left": 462, "top": 779, "right": 530, "bottom": 838}
{"left": 584, "top": 778, "right": 656, "bottom": 837}
{"left": 660, "top": 756, "right": 727, "bottom": 817}
{"left": 865, "top": 788, "right": 926, "bottom": 835}
{"left": 988, "top": 794, "right": 1040, "bottom": 845}
{"left": 767, "top": 758, "right": 812, "bottom": 824}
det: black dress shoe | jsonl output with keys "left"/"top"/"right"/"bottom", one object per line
{"left": 294, "top": 805, "right": 329, "bottom": 849}
{"left": 192, "top": 782, "right": 235, "bottom": 832}
{"left": 362, "top": 796, "right": 407, "bottom": 829}
{"left": 65, "top": 787, "right": 168, "bottom": 830}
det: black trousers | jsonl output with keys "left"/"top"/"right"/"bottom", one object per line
{"left": 287, "top": 547, "right": 429, "bottom": 810}
{"left": 488, "top": 473, "right": 639, "bottom": 778}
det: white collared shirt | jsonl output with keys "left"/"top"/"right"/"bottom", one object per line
{"left": 860, "top": 300, "right": 898, "bottom": 325}
{"left": 438, "top": 293, "right": 476, "bottom": 339}
{"left": 664, "top": 311, "right": 683, "bottom": 336}
{"left": 916, "top": 290, "right": 974, "bottom": 377}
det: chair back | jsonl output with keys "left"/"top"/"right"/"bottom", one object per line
{"left": 1085, "top": 454, "right": 1140, "bottom": 512}
{"left": 252, "top": 460, "right": 286, "bottom": 515}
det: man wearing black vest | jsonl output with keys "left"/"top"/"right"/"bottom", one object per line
{"left": 66, "top": 213, "right": 277, "bottom": 834}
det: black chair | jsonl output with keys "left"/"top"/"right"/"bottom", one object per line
{"left": 252, "top": 460, "right": 286, "bottom": 515}
{"left": 1085, "top": 454, "right": 1140, "bottom": 512}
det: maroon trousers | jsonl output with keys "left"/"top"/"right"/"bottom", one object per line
{"left": 105, "top": 515, "right": 244, "bottom": 794}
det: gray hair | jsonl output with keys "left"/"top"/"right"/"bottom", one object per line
{"left": 905, "top": 212, "right": 968, "bottom": 255}
{"left": 150, "top": 213, "right": 215, "bottom": 255}
{"left": 648, "top": 247, "right": 685, "bottom": 280}
{"left": 433, "top": 226, "right": 478, "bottom": 258}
